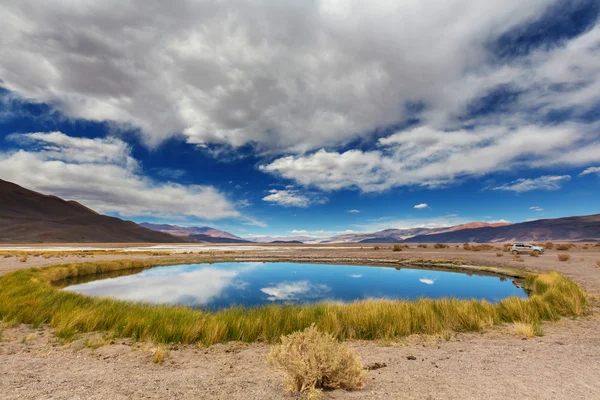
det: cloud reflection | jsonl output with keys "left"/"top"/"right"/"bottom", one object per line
{"left": 260, "top": 281, "right": 331, "bottom": 302}
{"left": 419, "top": 278, "right": 435, "bottom": 285}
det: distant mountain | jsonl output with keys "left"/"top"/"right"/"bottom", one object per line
{"left": 140, "top": 222, "right": 242, "bottom": 240}
{"left": 269, "top": 240, "right": 304, "bottom": 244}
{"left": 0, "top": 179, "right": 187, "bottom": 243}
{"left": 245, "top": 235, "right": 318, "bottom": 243}
{"left": 404, "top": 214, "right": 600, "bottom": 243}
{"left": 187, "top": 234, "right": 252, "bottom": 244}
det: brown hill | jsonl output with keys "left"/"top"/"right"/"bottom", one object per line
{"left": 404, "top": 214, "right": 600, "bottom": 243}
{"left": 432, "top": 221, "right": 511, "bottom": 234}
{"left": 139, "top": 223, "right": 242, "bottom": 241}
{"left": 0, "top": 179, "right": 188, "bottom": 243}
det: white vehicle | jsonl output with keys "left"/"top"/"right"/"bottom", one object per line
{"left": 511, "top": 243, "right": 544, "bottom": 255}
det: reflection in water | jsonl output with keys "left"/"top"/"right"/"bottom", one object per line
{"left": 63, "top": 262, "right": 528, "bottom": 311}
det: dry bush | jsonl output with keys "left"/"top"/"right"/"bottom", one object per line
{"left": 583, "top": 245, "right": 590, "bottom": 250}
{"left": 268, "top": 325, "right": 366, "bottom": 395}
{"left": 513, "top": 255, "right": 523, "bottom": 262}
{"left": 463, "top": 243, "right": 472, "bottom": 251}
{"left": 596, "top": 261, "right": 600, "bottom": 268}
{"left": 496, "top": 253, "right": 503, "bottom": 257}
{"left": 530, "top": 251, "right": 539, "bottom": 258}
{"left": 417, "top": 244, "right": 428, "bottom": 248}
{"left": 513, "top": 322, "right": 543, "bottom": 338}
{"left": 558, "top": 254, "right": 570, "bottom": 262}
{"left": 595, "top": 243, "right": 600, "bottom": 248}
{"left": 471, "top": 244, "right": 495, "bottom": 252}
{"left": 434, "top": 243, "right": 449, "bottom": 249}
{"left": 372, "top": 245, "right": 380, "bottom": 251}
{"left": 556, "top": 244, "right": 573, "bottom": 251}
{"left": 152, "top": 346, "right": 168, "bottom": 364}
{"left": 19, "top": 255, "right": 27, "bottom": 263}
{"left": 392, "top": 244, "right": 402, "bottom": 252}
{"left": 544, "top": 242, "right": 554, "bottom": 250}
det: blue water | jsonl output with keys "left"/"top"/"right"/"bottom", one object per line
{"left": 63, "top": 262, "right": 527, "bottom": 310}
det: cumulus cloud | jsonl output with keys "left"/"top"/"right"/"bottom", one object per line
{"left": 580, "top": 166, "right": 600, "bottom": 176}
{"left": 419, "top": 278, "right": 435, "bottom": 285}
{"left": 0, "top": 131, "right": 240, "bottom": 219}
{"left": 262, "top": 189, "right": 326, "bottom": 208}
{"left": 414, "top": 203, "right": 429, "bottom": 209}
{"left": 1, "top": 0, "right": 598, "bottom": 159}
{"left": 261, "top": 125, "right": 597, "bottom": 192}
{"left": 492, "top": 175, "right": 571, "bottom": 192}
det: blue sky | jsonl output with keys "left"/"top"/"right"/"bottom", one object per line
{"left": 0, "top": 0, "right": 599, "bottom": 238}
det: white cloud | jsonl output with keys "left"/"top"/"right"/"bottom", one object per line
{"left": 353, "top": 216, "right": 469, "bottom": 233}
{"left": 1, "top": 0, "right": 598, "bottom": 158}
{"left": 0, "top": 131, "right": 240, "bottom": 220}
{"left": 260, "top": 281, "right": 330, "bottom": 302}
{"left": 349, "top": 274, "right": 362, "bottom": 279}
{"left": 261, "top": 124, "right": 596, "bottom": 192}
{"left": 414, "top": 203, "right": 429, "bottom": 209}
{"left": 580, "top": 167, "right": 600, "bottom": 176}
{"left": 529, "top": 206, "right": 544, "bottom": 212}
{"left": 347, "top": 209, "right": 360, "bottom": 213}
{"left": 492, "top": 175, "right": 571, "bottom": 192}
{"left": 262, "top": 189, "right": 326, "bottom": 208}
{"left": 419, "top": 278, "right": 435, "bottom": 285}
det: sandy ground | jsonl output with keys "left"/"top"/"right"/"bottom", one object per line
{"left": 1, "top": 244, "right": 600, "bottom": 399}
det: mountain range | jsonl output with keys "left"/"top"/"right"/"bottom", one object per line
{"left": 1, "top": 178, "right": 598, "bottom": 244}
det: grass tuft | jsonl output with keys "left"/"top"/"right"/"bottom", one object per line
{"left": 544, "top": 242, "right": 554, "bottom": 250}
{"left": 152, "top": 345, "right": 168, "bottom": 364}
{"left": 556, "top": 244, "right": 573, "bottom": 251}
{"left": 558, "top": 254, "right": 570, "bottom": 262}
{"left": 268, "top": 325, "right": 366, "bottom": 394}
{"left": 513, "top": 322, "right": 543, "bottom": 338}
{"left": 392, "top": 244, "right": 402, "bottom": 252}
{"left": 434, "top": 243, "right": 449, "bottom": 249}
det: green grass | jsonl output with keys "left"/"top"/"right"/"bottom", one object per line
{"left": 0, "top": 259, "right": 587, "bottom": 346}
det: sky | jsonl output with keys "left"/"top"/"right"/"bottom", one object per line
{"left": 0, "top": 0, "right": 599, "bottom": 238}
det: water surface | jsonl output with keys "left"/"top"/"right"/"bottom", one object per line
{"left": 63, "top": 262, "right": 527, "bottom": 310}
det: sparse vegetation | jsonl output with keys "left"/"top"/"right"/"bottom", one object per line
{"left": 558, "top": 254, "right": 570, "bottom": 262}
{"left": 496, "top": 253, "right": 503, "bottom": 257}
{"left": 0, "top": 259, "right": 587, "bottom": 346}
{"left": 152, "top": 345, "right": 168, "bottom": 364}
{"left": 417, "top": 244, "right": 428, "bottom": 248}
{"left": 434, "top": 243, "right": 449, "bottom": 249}
{"left": 268, "top": 325, "right": 366, "bottom": 395}
{"left": 556, "top": 244, "right": 573, "bottom": 251}
{"left": 463, "top": 243, "right": 472, "bottom": 250}
{"left": 372, "top": 245, "right": 380, "bottom": 250}
{"left": 530, "top": 251, "right": 539, "bottom": 257}
{"left": 544, "top": 242, "right": 554, "bottom": 250}
{"left": 0, "top": 250, "right": 172, "bottom": 258}
{"left": 392, "top": 244, "right": 402, "bottom": 252}
{"left": 471, "top": 244, "right": 495, "bottom": 252}
{"left": 513, "top": 322, "right": 543, "bottom": 338}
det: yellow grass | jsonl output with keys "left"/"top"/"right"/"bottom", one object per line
{"left": 0, "top": 259, "right": 587, "bottom": 346}
{"left": 268, "top": 325, "right": 366, "bottom": 394}
{"left": 512, "top": 322, "right": 543, "bottom": 338}
{"left": 152, "top": 345, "right": 168, "bottom": 364}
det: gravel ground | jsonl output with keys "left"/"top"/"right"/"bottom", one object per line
{"left": 1, "top": 244, "right": 600, "bottom": 399}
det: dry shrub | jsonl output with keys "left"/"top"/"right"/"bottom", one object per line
{"left": 556, "top": 244, "right": 572, "bottom": 251}
{"left": 372, "top": 245, "right": 380, "bottom": 251}
{"left": 544, "top": 242, "right": 554, "bottom": 250}
{"left": 583, "top": 245, "right": 590, "bottom": 250}
{"left": 19, "top": 256, "right": 28, "bottom": 263}
{"left": 268, "top": 325, "right": 366, "bottom": 395}
{"left": 530, "top": 251, "right": 539, "bottom": 257}
{"left": 392, "top": 244, "right": 402, "bottom": 252}
{"left": 496, "top": 253, "right": 503, "bottom": 257}
{"left": 596, "top": 261, "right": 600, "bottom": 268}
{"left": 152, "top": 346, "right": 168, "bottom": 364}
{"left": 471, "top": 244, "right": 494, "bottom": 252}
{"left": 513, "top": 255, "right": 523, "bottom": 262}
{"left": 417, "top": 244, "right": 428, "bottom": 248}
{"left": 463, "top": 243, "right": 472, "bottom": 251}
{"left": 595, "top": 243, "right": 600, "bottom": 248}
{"left": 513, "top": 322, "right": 543, "bottom": 338}
{"left": 434, "top": 243, "right": 449, "bottom": 249}
{"left": 558, "top": 254, "right": 570, "bottom": 262}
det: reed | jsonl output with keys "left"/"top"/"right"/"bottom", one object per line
{"left": 0, "top": 260, "right": 587, "bottom": 346}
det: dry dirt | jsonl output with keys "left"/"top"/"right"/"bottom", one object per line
{"left": 1, "top": 244, "right": 600, "bottom": 399}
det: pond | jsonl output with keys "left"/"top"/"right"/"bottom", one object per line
{"left": 62, "top": 262, "right": 527, "bottom": 310}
